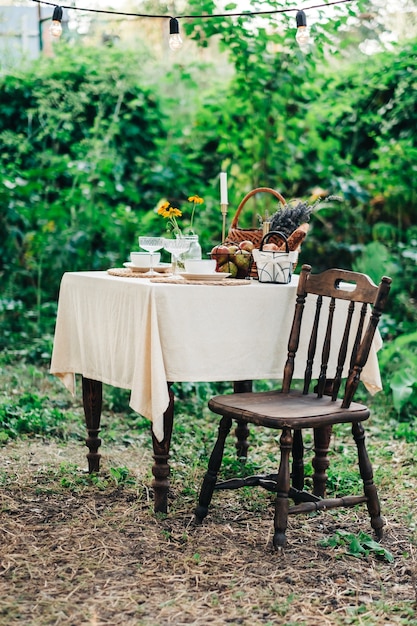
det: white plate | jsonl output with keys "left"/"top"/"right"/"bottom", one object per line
{"left": 123, "top": 262, "right": 172, "bottom": 273}
{"left": 180, "top": 272, "right": 231, "bottom": 281}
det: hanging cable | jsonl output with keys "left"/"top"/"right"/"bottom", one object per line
{"left": 32, "top": 0, "right": 357, "bottom": 21}
{"left": 31, "top": 0, "right": 359, "bottom": 49}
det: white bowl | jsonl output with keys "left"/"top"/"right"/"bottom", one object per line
{"left": 184, "top": 259, "right": 217, "bottom": 274}
{"left": 130, "top": 251, "right": 161, "bottom": 267}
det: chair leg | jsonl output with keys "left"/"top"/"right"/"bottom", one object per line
{"left": 273, "top": 427, "right": 293, "bottom": 550}
{"left": 291, "top": 429, "right": 304, "bottom": 490}
{"left": 352, "top": 422, "right": 384, "bottom": 539}
{"left": 312, "top": 425, "right": 332, "bottom": 498}
{"left": 194, "top": 415, "right": 233, "bottom": 524}
{"left": 233, "top": 381, "right": 252, "bottom": 460}
{"left": 234, "top": 420, "right": 250, "bottom": 460}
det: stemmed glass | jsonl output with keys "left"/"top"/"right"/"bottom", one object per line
{"left": 138, "top": 236, "right": 164, "bottom": 276}
{"left": 163, "top": 238, "right": 191, "bottom": 275}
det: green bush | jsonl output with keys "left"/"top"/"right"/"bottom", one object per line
{"left": 1, "top": 18, "right": 417, "bottom": 423}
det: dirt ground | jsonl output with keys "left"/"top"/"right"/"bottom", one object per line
{"left": 0, "top": 439, "right": 416, "bottom": 626}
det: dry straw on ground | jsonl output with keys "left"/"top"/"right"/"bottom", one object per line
{"left": 0, "top": 437, "right": 416, "bottom": 626}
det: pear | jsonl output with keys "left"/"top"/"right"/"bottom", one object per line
{"left": 234, "top": 249, "right": 251, "bottom": 270}
{"left": 225, "top": 245, "right": 239, "bottom": 265}
{"left": 219, "top": 261, "right": 238, "bottom": 277}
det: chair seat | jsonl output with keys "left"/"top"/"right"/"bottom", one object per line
{"left": 208, "top": 390, "right": 370, "bottom": 430}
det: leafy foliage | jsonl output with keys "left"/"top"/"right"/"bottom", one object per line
{"left": 319, "top": 530, "right": 394, "bottom": 563}
{"left": 1, "top": 6, "right": 417, "bottom": 420}
{"left": 378, "top": 331, "right": 417, "bottom": 419}
{"left": 0, "top": 390, "right": 82, "bottom": 442}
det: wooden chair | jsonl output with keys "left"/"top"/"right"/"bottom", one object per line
{"left": 194, "top": 265, "right": 392, "bottom": 549}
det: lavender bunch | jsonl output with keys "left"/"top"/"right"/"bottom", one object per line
{"left": 269, "top": 196, "right": 342, "bottom": 237}
{"left": 269, "top": 201, "right": 314, "bottom": 237}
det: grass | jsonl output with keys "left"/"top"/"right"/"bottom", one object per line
{"left": 0, "top": 359, "right": 417, "bottom": 625}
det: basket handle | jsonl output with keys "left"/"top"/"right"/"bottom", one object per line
{"left": 230, "top": 187, "right": 286, "bottom": 229}
{"left": 259, "top": 230, "right": 289, "bottom": 253}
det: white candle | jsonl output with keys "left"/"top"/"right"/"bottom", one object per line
{"left": 220, "top": 172, "right": 228, "bottom": 205}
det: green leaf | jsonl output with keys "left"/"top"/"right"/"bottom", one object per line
{"left": 361, "top": 540, "right": 395, "bottom": 563}
{"left": 347, "top": 536, "right": 368, "bottom": 557}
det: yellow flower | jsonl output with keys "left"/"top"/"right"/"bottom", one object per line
{"left": 157, "top": 194, "right": 203, "bottom": 236}
{"left": 157, "top": 205, "right": 182, "bottom": 219}
{"left": 168, "top": 207, "right": 182, "bottom": 218}
{"left": 188, "top": 195, "right": 204, "bottom": 205}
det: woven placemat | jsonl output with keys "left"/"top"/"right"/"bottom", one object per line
{"left": 107, "top": 268, "right": 251, "bottom": 285}
{"left": 150, "top": 276, "right": 251, "bottom": 286}
{"left": 107, "top": 268, "right": 166, "bottom": 279}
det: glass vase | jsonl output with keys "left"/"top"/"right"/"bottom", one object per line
{"left": 176, "top": 234, "right": 202, "bottom": 265}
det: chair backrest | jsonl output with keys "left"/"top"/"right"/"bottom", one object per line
{"left": 282, "top": 265, "right": 392, "bottom": 407}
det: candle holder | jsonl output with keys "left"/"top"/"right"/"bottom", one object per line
{"left": 221, "top": 203, "right": 228, "bottom": 242}
{"left": 220, "top": 172, "right": 228, "bottom": 241}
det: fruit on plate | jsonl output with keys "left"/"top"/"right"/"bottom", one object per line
{"left": 210, "top": 241, "right": 254, "bottom": 278}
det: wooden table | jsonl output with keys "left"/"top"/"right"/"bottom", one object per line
{"left": 50, "top": 271, "right": 382, "bottom": 512}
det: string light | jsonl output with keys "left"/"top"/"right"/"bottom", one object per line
{"left": 169, "top": 18, "right": 183, "bottom": 51}
{"left": 295, "top": 10, "right": 310, "bottom": 50}
{"left": 31, "top": 0, "right": 359, "bottom": 48}
{"left": 49, "top": 5, "right": 63, "bottom": 38}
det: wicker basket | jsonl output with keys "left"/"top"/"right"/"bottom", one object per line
{"left": 222, "top": 187, "right": 286, "bottom": 277}
{"left": 212, "top": 188, "right": 310, "bottom": 279}
{"left": 224, "top": 187, "right": 286, "bottom": 248}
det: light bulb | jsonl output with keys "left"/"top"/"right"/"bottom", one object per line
{"left": 169, "top": 17, "right": 183, "bottom": 51}
{"left": 50, "top": 21, "right": 63, "bottom": 38}
{"left": 49, "top": 6, "right": 63, "bottom": 39}
{"left": 295, "top": 10, "right": 310, "bottom": 49}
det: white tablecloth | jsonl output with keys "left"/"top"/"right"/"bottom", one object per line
{"left": 50, "top": 272, "right": 382, "bottom": 442}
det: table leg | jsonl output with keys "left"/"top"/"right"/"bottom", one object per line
{"left": 233, "top": 380, "right": 252, "bottom": 459}
{"left": 151, "top": 383, "right": 174, "bottom": 514}
{"left": 81, "top": 376, "right": 102, "bottom": 473}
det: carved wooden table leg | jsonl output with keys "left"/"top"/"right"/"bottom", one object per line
{"left": 81, "top": 376, "right": 103, "bottom": 473}
{"left": 151, "top": 383, "right": 174, "bottom": 514}
{"left": 233, "top": 380, "right": 252, "bottom": 459}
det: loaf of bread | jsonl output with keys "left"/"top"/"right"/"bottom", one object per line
{"left": 277, "top": 223, "right": 310, "bottom": 251}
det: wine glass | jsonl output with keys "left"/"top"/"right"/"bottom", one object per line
{"left": 138, "top": 236, "right": 164, "bottom": 276}
{"left": 163, "top": 238, "right": 191, "bottom": 275}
